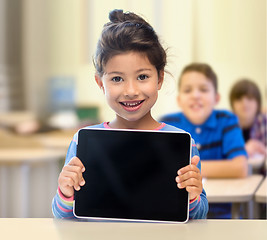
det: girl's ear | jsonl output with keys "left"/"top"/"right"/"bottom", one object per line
{"left": 157, "top": 71, "right": 164, "bottom": 90}
{"left": 95, "top": 74, "right": 105, "bottom": 94}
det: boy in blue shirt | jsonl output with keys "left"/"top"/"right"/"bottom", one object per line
{"left": 160, "top": 63, "right": 248, "bottom": 218}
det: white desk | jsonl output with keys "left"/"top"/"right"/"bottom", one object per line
{"left": 34, "top": 130, "right": 75, "bottom": 150}
{"left": 0, "top": 111, "right": 36, "bottom": 128}
{"left": 203, "top": 175, "right": 264, "bottom": 218}
{"left": 254, "top": 177, "right": 267, "bottom": 218}
{"left": 248, "top": 154, "right": 266, "bottom": 173}
{"left": 0, "top": 218, "right": 266, "bottom": 240}
{"left": 0, "top": 148, "right": 66, "bottom": 217}
{"left": 255, "top": 177, "right": 267, "bottom": 203}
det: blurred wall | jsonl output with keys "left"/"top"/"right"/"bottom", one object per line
{"left": 193, "top": 0, "right": 266, "bottom": 111}
{"left": 21, "top": 0, "right": 266, "bottom": 122}
{"left": 0, "top": 0, "right": 24, "bottom": 111}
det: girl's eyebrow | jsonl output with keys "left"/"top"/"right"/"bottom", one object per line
{"left": 106, "top": 68, "right": 152, "bottom": 75}
{"left": 105, "top": 71, "right": 124, "bottom": 75}
{"left": 136, "top": 68, "right": 152, "bottom": 73}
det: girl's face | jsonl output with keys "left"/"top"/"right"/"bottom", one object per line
{"left": 177, "top": 71, "right": 220, "bottom": 125}
{"left": 232, "top": 96, "right": 258, "bottom": 127}
{"left": 95, "top": 51, "right": 163, "bottom": 129}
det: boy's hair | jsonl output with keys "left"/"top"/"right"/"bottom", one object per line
{"left": 178, "top": 63, "right": 218, "bottom": 92}
{"left": 93, "top": 9, "right": 166, "bottom": 77}
{"left": 229, "top": 79, "right": 262, "bottom": 114}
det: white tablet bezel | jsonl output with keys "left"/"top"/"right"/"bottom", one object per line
{"left": 73, "top": 128, "right": 192, "bottom": 224}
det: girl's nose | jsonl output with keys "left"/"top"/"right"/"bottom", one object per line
{"left": 124, "top": 80, "right": 139, "bottom": 97}
{"left": 240, "top": 96, "right": 249, "bottom": 104}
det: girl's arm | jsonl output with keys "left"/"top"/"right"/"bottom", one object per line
{"left": 189, "top": 189, "right": 209, "bottom": 219}
{"left": 52, "top": 140, "right": 77, "bottom": 219}
{"left": 186, "top": 141, "right": 209, "bottom": 219}
{"left": 52, "top": 186, "right": 75, "bottom": 219}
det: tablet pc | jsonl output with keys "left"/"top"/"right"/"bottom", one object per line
{"left": 74, "top": 128, "right": 191, "bottom": 223}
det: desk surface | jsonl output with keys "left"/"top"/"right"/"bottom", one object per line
{"left": 0, "top": 218, "right": 266, "bottom": 240}
{"left": 0, "top": 111, "right": 36, "bottom": 128}
{"left": 248, "top": 154, "right": 266, "bottom": 172}
{"left": 255, "top": 177, "right": 267, "bottom": 203}
{"left": 35, "top": 130, "right": 74, "bottom": 149}
{"left": 204, "top": 174, "right": 263, "bottom": 202}
{"left": 0, "top": 148, "right": 66, "bottom": 164}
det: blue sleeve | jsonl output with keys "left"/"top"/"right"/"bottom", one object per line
{"left": 189, "top": 140, "right": 209, "bottom": 219}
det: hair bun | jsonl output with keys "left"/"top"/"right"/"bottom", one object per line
{"left": 109, "top": 9, "right": 144, "bottom": 24}
{"left": 109, "top": 9, "right": 125, "bottom": 23}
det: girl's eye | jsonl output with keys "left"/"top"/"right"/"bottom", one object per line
{"left": 111, "top": 76, "right": 123, "bottom": 82}
{"left": 137, "top": 74, "right": 148, "bottom": 80}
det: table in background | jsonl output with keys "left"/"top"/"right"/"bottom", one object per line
{"left": 248, "top": 154, "right": 266, "bottom": 174}
{"left": 203, "top": 174, "right": 264, "bottom": 219}
{"left": 255, "top": 177, "right": 267, "bottom": 203}
{"left": 254, "top": 177, "right": 267, "bottom": 218}
{"left": 0, "top": 126, "right": 74, "bottom": 217}
{"left": 0, "top": 148, "right": 66, "bottom": 217}
{"left": 0, "top": 218, "right": 266, "bottom": 240}
{"left": 0, "top": 111, "right": 36, "bottom": 128}
{"left": 34, "top": 130, "right": 75, "bottom": 150}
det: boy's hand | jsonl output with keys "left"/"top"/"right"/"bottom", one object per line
{"left": 58, "top": 157, "right": 86, "bottom": 198}
{"left": 175, "top": 155, "right": 203, "bottom": 200}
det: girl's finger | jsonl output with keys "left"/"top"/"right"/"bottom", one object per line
{"left": 178, "top": 164, "right": 200, "bottom": 176}
{"left": 62, "top": 165, "right": 85, "bottom": 185}
{"left": 68, "top": 157, "right": 86, "bottom": 172}
{"left": 177, "top": 177, "right": 202, "bottom": 189}
{"left": 191, "top": 155, "right": 200, "bottom": 166}
{"left": 61, "top": 171, "right": 82, "bottom": 190}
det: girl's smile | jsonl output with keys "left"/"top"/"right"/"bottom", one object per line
{"left": 119, "top": 100, "right": 145, "bottom": 112}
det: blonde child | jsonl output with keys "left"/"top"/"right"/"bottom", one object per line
{"left": 52, "top": 10, "right": 208, "bottom": 220}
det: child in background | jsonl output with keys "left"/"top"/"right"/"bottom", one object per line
{"left": 229, "top": 79, "right": 266, "bottom": 176}
{"left": 52, "top": 10, "right": 208, "bottom": 220}
{"left": 229, "top": 79, "right": 266, "bottom": 158}
{"left": 160, "top": 63, "right": 248, "bottom": 218}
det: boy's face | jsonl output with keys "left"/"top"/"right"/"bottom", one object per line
{"left": 95, "top": 51, "right": 163, "bottom": 128}
{"left": 177, "top": 71, "right": 219, "bottom": 125}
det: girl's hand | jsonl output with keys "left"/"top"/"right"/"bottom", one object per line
{"left": 245, "top": 139, "right": 266, "bottom": 157}
{"left": 58, "top": 157, "right": 86, "bottom": 198}
{"left": 175, "top": 155, "right": 203, "bottom": 200}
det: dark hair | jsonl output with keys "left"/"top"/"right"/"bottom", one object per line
{"left": 229, "top": 79, "right": 262, "bottom": 114}
{"left": 178, "top": 63, "right": 218, "bottom": 92}
{"left": 93, "top": 9, "right": 166, "bottom": 77}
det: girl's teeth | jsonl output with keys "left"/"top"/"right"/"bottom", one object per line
{"left": 124, "top": 101, "right": 141, "bottom": 107}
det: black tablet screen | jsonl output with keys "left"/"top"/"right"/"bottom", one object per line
{"left": 74, "top": 128, "right": 191, "bottom": 222}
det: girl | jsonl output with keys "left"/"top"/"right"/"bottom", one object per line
{"left": 52, "top": 9, "right": 208, "bottom": 220}
{"left": 229, "top": 79, "right": 266, "bottom": 158}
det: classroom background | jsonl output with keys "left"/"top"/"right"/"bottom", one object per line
{"left": 0, "top": 0, "right": 266, "bottom": 218}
